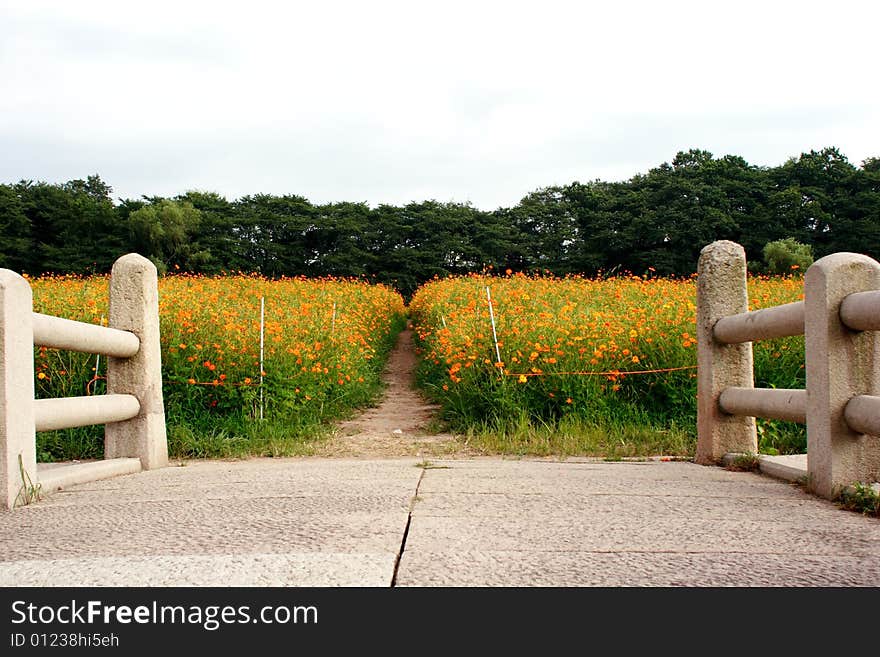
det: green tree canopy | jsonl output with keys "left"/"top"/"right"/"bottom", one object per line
{"left": 2, "top": 147, "right": 878, "bottom": 290}
{"left": 762, "top": 238, "right": 814, "bottom": 275}
{"left": 127, "top": 199, "right": 205, "bottom": 272}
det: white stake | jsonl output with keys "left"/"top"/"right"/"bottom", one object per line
{"left": 259, "top": 296, "right": 265, "bottom": 421}
{"left": 486, "top": 286, "right": 502, "bottom": 367}
{"left": 331, "top": 302, "right": 336, "bottom": 333}
{"left": 92, "top": 314, "right": 105, "bottom": 395}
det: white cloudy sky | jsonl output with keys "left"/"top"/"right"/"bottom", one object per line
{"left": 1, "top": 0, "right": 878, "bottom": 210}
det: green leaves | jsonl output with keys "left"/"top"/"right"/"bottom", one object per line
{"left": 2, "top": 146, "right": 879, "bottom": 286}
{"left": 128, "top": 199, "right": 203, "bottom": 272}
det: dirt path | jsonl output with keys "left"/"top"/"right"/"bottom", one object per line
{"left": 313, "top": 329, "right": 475, "bottom": 458}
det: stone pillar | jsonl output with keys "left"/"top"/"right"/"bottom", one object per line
{"left": 696, "top": 241, "right": 757, "bottom": 463}
{"left": 105, "top": 255, "right": 168, "bottom": 469}
{"left": 0, "top": 270, "right": 36, "bottom": 510}
{"left": 805, "top": 253, "right": 880, "bottom": 499}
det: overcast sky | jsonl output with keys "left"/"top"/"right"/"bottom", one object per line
{"left": 1, "top": 0, "right": 878, "bottom": 210}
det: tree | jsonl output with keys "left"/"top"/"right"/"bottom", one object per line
{"left": 768, "top": 147, "right": 859, "bottom": 257}
{"left": 232, "top": 194, "right": 318, "bottom": 276}
{"left": 11, "top": 175, "right": 124, "bottom": 274}
{"left": 616, "top": 153, "right": 741, "bottom": 275}
{"left": 367, "top": 201, "right": 480, "bottom": 298}
{"left": 506, "top": 186, "right": 578, "bottom": 274}
{"left": 762, "top": 238, "right": 813, "bottom": 275}
{"left": 60, "top": 175, "right": 125, "bottom": 271}
{"left": 0, "top": 184, "right": 31, "bottom": 272}
{"left": 315, "top": 201, "right": 373, "bottom": 277}
{"left": 175, "top": 191, "right": 236, "bottom": 273}
{"left": 127, "top": 199, "right": 205, "bottom": 272}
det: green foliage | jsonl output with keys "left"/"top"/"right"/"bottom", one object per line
{"left": 128, "top": 199, "right": 207, "bottom": 273}
{"left": 1, "top": 146, "right": 879, "bottom": 290}
{"left": 836, "top": 483, "right": 880, "bottom": 517}
{"left": 15, "top": 454, "right": 42, "bottom": 507}
{"left": 461, "top": 411, "right": 693, "bottom": 458}
{"left": 725, "top": 452, "right": 760, "bottom": 472}
{"left": 762, "top": 238, "right": 814, "bottom": 275}
{"left": 0, "top": 185, "right": 31, "bottom": 271}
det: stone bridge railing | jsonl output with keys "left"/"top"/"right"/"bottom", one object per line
{"left": 0, "top": 254, "right": 167, "bottom": 509}
{"left": 697, "top": 240, "right": 880, "bottom": 498}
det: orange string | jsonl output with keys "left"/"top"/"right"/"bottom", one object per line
{"left": 168, "top": 380, "right": 257, "bottom": 387}
{"left": 503, "top": 365, "right": 697, "bottom": 378}
{"left": 85, "top": 375, "right": 105, "bottom": 395}
{"left": 87, "top": 365, "right": 698, "bottom": 389}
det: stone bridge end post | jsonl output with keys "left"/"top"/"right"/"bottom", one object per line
{"left": 696, "top": 241, "right": 757, "bottom": 464}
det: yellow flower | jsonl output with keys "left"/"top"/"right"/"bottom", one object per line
{"left": 518, "top": 374, "right": 527, "bottom": 383}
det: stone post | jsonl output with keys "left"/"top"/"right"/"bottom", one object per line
{"left": 805, "top": 253, "right": 880, "bottom": 499}
{"left": 696, "top": 241, "right": 757, "bottom": 463}
{"left": 0, "top": 270, "right": 36, "bottom": 510}
{"left": 105, "top": 255, "right": 168, "bottom": 469}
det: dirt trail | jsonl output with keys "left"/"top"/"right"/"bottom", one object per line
{"left": 313, "top": 329, "right": 474, "bottom": 458}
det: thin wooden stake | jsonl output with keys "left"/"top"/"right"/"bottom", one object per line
{"left": 486, "top": 286, "right": 502, "bottom": 368}
{"left": 259, "top": 296, "right": 265, "bottom": 421}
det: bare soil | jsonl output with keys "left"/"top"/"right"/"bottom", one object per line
{"left": 312, "top": 329, "right": 477, "bottom": 458}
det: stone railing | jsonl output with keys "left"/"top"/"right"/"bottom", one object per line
{"left": 0, "top": 254, "right": 167, "bottom": 509}
{"left": 697, "top": 240, "right": 880, "bottom": 498}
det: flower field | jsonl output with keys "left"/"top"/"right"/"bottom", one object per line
{"left": 409, "top": 272, "right": 807, "bottom": 456}
{"left": 29, "top": 273, "right": 406, "bottom": 460}
{"left": 27, "top": 267, "right": 808, "bottom": 462}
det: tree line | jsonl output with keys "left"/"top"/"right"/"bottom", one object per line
{"left": 1, "top": 146, "right": 878, "bottom": 297}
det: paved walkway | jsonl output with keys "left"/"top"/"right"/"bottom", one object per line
{"left": 1, "top": 456, "right": 878, "bottom": 586}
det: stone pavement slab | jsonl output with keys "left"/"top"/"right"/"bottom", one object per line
{"left": 395, "top": 551, "right": 880, "bottom": 587}
{"left": 0, "top": 458, "right": 423, "bottom": 587}
{"left": 395, "top": 459, "right": 880, "bottom": 586}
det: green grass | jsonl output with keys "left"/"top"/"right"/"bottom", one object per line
{"left": 167, "top": 420, "right": 328, "bottom": 459}
{"left": 36, "top": 370, "right": 395, "bottom": 462}
{"left": 37, "top": 427, "right": 105, "bottom": 462}
{"left": 459, "top": 411, "right": 694, "bottom": 459}
{"left": 15, "top": 454, "right": 42, "bottom": 507}
{"left": 724, "top": 452, "right": 761, "bottom": 472}
{"left": 836, "top": 483, "right": 880, "bottom": 517}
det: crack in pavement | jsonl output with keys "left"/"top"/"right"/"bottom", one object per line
{"left": 391, "top": 466, "right": 426, "bottom": 587}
